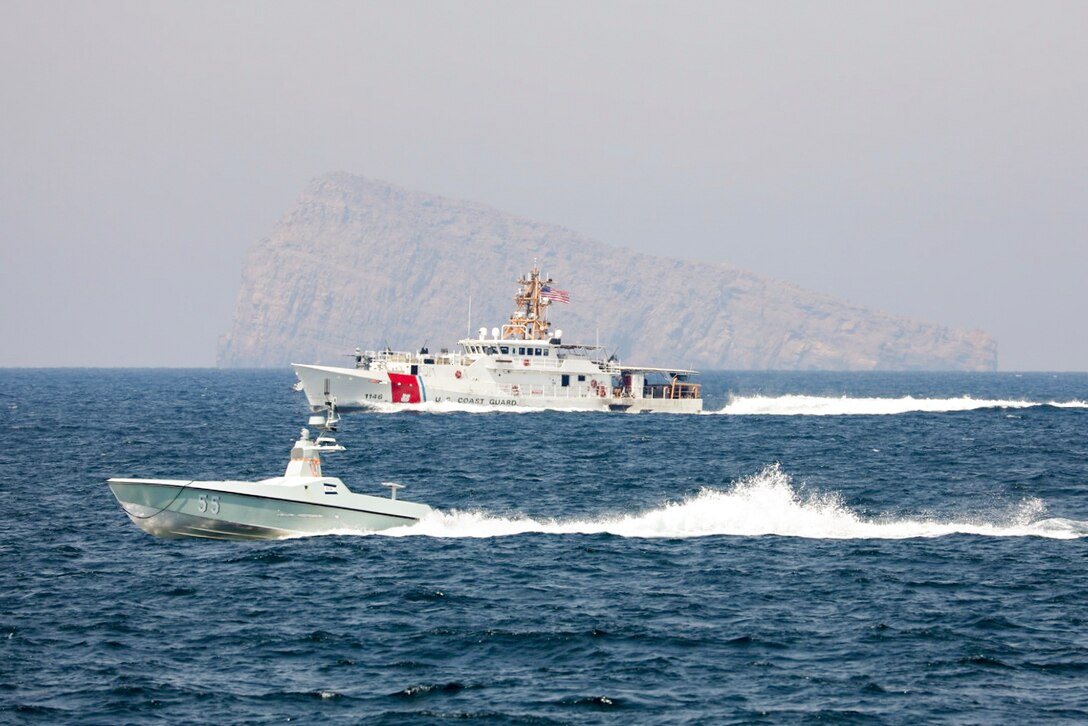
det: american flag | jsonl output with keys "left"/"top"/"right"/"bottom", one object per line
{"left": 540, "top": 285, "right": 570, "bottom": 304}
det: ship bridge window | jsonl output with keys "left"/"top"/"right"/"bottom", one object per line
{"left": 534, "top": 348, "right": 542, "bottom": 356}
{"left": 543, "top": 349, "right": 549, "bottom": 357}
{"left": 578, "top": 375, "right": 586, "bottom": 382}
{"left": 518, "top": 347, "right": 526, "bottom": 355}
{"left": 500, "top": 346, "right": 509, "bottom": 354}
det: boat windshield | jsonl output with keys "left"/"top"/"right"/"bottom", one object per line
{"left": 460, "top": 341, "right": 555, "bottom": 357}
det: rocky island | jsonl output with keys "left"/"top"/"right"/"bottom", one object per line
{"left": 218, "top": 173, "right": 997, "bottom": 371}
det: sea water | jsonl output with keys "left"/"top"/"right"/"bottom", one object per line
{"left": 2, "top": 369, "right": 1087, "bottom": 723}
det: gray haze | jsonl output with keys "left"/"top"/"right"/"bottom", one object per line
{"left": 2, "top": 1, "right": 1085, "bottom": 369}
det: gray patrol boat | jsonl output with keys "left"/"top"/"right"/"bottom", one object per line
{"left": 107, "top": 407, "right": 431, "bottom": 540}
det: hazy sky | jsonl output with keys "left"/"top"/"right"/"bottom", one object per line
{"left": 2, "top": 1, "right": 1085, "bottom": 369}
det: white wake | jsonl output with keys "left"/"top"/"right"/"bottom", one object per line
{"left": 711, "top": 395, "right": 1088, "bottom": 416}
{"left": 361, "top": 464, "right": 1087, "bottom": 541}
{"left": 353, "top": 394, "right": 1088, "bottom": 417}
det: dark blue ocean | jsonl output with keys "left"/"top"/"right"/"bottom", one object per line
{"left": 3, "top": 369, "right": 1088, "bottom": 724}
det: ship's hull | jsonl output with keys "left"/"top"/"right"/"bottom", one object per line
{"left": 107, "top": 477, "right": 429, "bottom": 541}
{"left": 292, "top": 363, "right": 701, "bottom": 414}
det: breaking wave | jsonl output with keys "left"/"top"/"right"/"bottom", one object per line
{"left": 359, "top": 464, "right": 1088, "bottom": 541}
{"left": 711, "top": 395, "right": 1088, "bottom": 416}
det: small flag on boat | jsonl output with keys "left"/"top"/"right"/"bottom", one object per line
{"left": 541, "top": 285, "right": 570, "bottom": 304}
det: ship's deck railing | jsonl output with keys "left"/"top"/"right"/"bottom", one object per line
{"left": 488, "top": 382, "right": 702, "bottom": 402}
{"left": 643, "top": 382, "right": 702, "bottom": 400}
{"left": 485, "top": 346, "right": 614, "bottom": 372}
{"left": 494, "top": 383, "right": 611, "bottom": 400}
{"left": 358, "top": 348, "right": 618, "bottom": 373}
{"left": 359, "top": 351, "right": 473, "bottom": 370}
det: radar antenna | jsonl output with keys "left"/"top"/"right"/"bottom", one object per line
{"left": 501, "top": 265, "right": 555, "bottom": 340}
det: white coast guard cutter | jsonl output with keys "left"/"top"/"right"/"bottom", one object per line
{"left": 292, "top": 267, "right": 702, "bottom": 413}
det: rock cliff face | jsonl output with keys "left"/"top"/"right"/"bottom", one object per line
{"left": 218, "top": 173, "right": 997, "bottom": 371}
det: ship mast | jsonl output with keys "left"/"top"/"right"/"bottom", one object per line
{"left": 501, "top": 266, "right": 553, "bottom": 340}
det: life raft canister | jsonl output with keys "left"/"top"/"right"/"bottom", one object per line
{"left": 455, "top": 370, "right": 463, "bottom": 379}
{"left": 523, "top": 359, "right": 530, "bottom": 367}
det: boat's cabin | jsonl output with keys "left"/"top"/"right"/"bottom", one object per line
{"left": 460, "top": 340, "right": 556, "bottom": 359}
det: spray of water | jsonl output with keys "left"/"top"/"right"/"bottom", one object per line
{"left": 358, "top": 394, "right": 1087, "bottom": 416}
{"left": 333, "top": 464, "right": 1086, "bottom": 541}
{"left": 710, "top": 395, "right": 1088, "bottom": 416}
